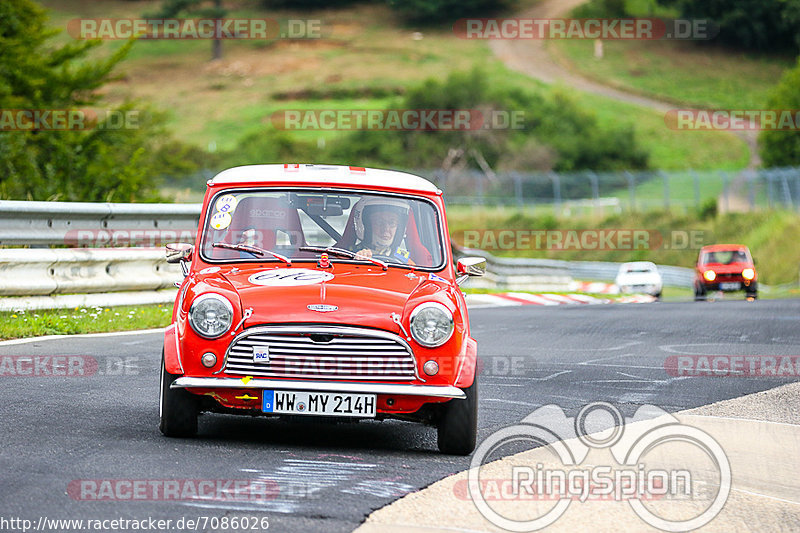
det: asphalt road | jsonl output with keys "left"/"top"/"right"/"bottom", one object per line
{"left": 1, "top": 298, "right": 799, "bottom": 532}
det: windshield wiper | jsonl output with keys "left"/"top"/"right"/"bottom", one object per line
{"left": 212, "top": 242, "right": 292, "bottom": 265}
{"left": 299, "top": 246, "right": 387, "bottom": 271}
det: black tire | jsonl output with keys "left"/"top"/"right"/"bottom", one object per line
{"left": 437, "top": 375, "right": 478, "bottom": 455}
{"left": 694, "top": 283, "right": 706, "bottom": 301}
{"left": 654, "top": 291, "right": 662, "bottom": 300}
{"left": 159, "top": 349, "right": 198, "bottom": 437}
{"left": 746, "top": 282, "right": 758, "bottom": 299}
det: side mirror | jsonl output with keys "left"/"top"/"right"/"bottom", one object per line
{"left": 166, "top": 243, "right": 194, "bottom": 264}
{"left": 457, "top": 257, "right": 487, "bottom": 277}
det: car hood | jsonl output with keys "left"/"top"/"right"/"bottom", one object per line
{"left": 616, "top": 272, "right": 661, "bottom": 284}
{"left": 220, "top": 264, "right": 436, "bottom": 330}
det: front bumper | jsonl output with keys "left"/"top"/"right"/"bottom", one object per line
{"left": 171, "top": 377, "right": 466, "bottom": 399}
{"left": 701, "top": 278, "right": 756, "bottom": 291}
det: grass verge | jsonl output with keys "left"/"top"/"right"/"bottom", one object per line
{"left": 40, "top": 0, "right": 748, "bottom": 171}
{"left": 548, "top": 2, "right": 793, "bottom": 110}
{"left": 446, "top": 207, "right": 800, "bottom": 285}
{"left": 0, "top": 304, "right": 172, "bottom": 341}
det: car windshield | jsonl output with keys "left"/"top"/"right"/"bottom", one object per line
{"left": 624, "top": 265, "right": 654, "bottom": 273}
{"left": 702, "top": 250, "right": 748, "bottom": 264}
{"left": 199, "top": 189, "right": 445, "bottom": 269}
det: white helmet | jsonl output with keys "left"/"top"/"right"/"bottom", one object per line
{"left": 352, "top": 196, "right": 410, "bottom": 241}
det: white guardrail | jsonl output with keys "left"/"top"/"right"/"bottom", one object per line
{"left": 0, "top": 200, "right": 695, "bottom": 311}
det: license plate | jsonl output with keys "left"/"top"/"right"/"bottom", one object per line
{"left": 262, "top": 390, "right": 376, "bottom": 418}
{"left": 719, "top": 282, "right": 741, "bottom": 290}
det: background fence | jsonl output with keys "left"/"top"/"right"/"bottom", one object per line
{"left": 167, "top": 166, "right": 800, "bottom": 215}
{"left": 420, "top": 166, "right": 800, "bottom": 214}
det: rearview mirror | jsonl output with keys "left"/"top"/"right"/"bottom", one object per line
{"left": 165, "top": 242, "right": 194, "bottom": 264}
{"left": 457, "top": 257, "right": 487, "bottom": 277}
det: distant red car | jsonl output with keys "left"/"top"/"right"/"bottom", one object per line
{"left": 159, "top": 164, "right": 486, "bottom": 454}
{"left": 694, "top": 244, "right": 757, "bottom": 300}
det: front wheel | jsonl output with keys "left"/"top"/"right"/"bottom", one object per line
{"left": 159, "top": 349, "right": 198, "bottom": 437}
{"left": 694, "top": 283, "right": 706, "bottom": 301}
{"left": 437, "top": 376, "right": 478, "bottom": 455}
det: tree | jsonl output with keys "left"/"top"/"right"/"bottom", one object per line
{"left": 759, "top": 56, "right": 800, "bottom": 167}
{"left": 656, "top": 0, "right": 800, "bottom": 53}
{"left": 151, "top": 0, "right": 227, "bottom": 60}
{"left": 386, "top": 0, "right": 516, "bottom": 24}
{"left": 0, "top": 0, "right": 182, "bottom": 202}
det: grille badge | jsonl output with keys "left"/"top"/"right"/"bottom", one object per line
{"left": 253, "top": 346, "right": 270, "bottom": 363}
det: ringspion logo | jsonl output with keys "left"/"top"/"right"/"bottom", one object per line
{"left": 467, "top": 402, "right": 730, "bottom": 531}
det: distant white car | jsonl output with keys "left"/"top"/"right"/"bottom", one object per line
{"left": 615, "top": 261, "right": 663, "bottom": 298}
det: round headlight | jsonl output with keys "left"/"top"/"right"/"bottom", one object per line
{"left": 189, "top": 294, "right": 234, "bottom": 339}
{"left": 410, "top": 302, "right": 454, "bottom": 348}
{"left": 742, "top": 268, "right": 755, "bottom": 280}
{"left": 703, "top": 270, "right": 716, "bottom": 282}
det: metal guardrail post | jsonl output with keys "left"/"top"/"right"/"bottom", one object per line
{"left": 624, "top": 171, "right": 636, "bottom": 212}
{"left": 691, "top": 169, "right": 700, "bottom": 209}
{"left": 549, "top": 171, "right": 562, "bottom": 215}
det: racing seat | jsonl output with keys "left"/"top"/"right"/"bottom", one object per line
{"left": 210, "top": 196, "right": 306, "bottom": 259}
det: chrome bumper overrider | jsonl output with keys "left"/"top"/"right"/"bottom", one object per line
{"left": 171, "top": 377, "right": 466, "bottom": 399}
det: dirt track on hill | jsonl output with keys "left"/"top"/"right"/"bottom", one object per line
{"left": 488, "top": 0, "right": 760, "bottom": 171}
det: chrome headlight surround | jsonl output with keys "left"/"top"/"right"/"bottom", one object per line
{"left": 188, "top": 293, "right": 234, "bottom": 339}
{"left": 409, "top": 302, "right": 454, "bottom": 348}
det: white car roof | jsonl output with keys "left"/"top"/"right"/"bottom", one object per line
{"left": 208, "top": 164, "right": 440, "bottom": 194}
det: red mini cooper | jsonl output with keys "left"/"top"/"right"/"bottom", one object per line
{"left": 694, "top": 244, "right": 758, "bottom": 300}
{"left": 160, "top": 164, "right": 486, "bottom": 454}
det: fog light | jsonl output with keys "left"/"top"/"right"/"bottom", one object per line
{"left": 742, "top": 268, "right": 755, "bottom": 280}
{"left": 703, "top": 270, "right": 716, "bottom": 282}
{"left": 201, "top": 352, "right": 217, "bottom": 368}
{"left": 423, "top": 360, "right": 439, "bottom": 376}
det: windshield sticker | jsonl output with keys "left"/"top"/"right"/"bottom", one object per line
{"left": 248, "top": 269, "right": 334, "bottom": 287}
{"left": 210, "top": 211, "right": 232, "bottom": 230}
{"left": 215, "top": 194, "right": 238, "bottom": 215}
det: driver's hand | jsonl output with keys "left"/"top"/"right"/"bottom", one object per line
{"left": 355, "top": 248, "right": 373, "bottom": 260}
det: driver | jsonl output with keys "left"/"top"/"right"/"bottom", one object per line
{"left": 351, "top": 197, "right": 412, "bottom": 263}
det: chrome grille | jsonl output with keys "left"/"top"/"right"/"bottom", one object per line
{"left": 221, "top": 326, "right": 417, "bottom": 380}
